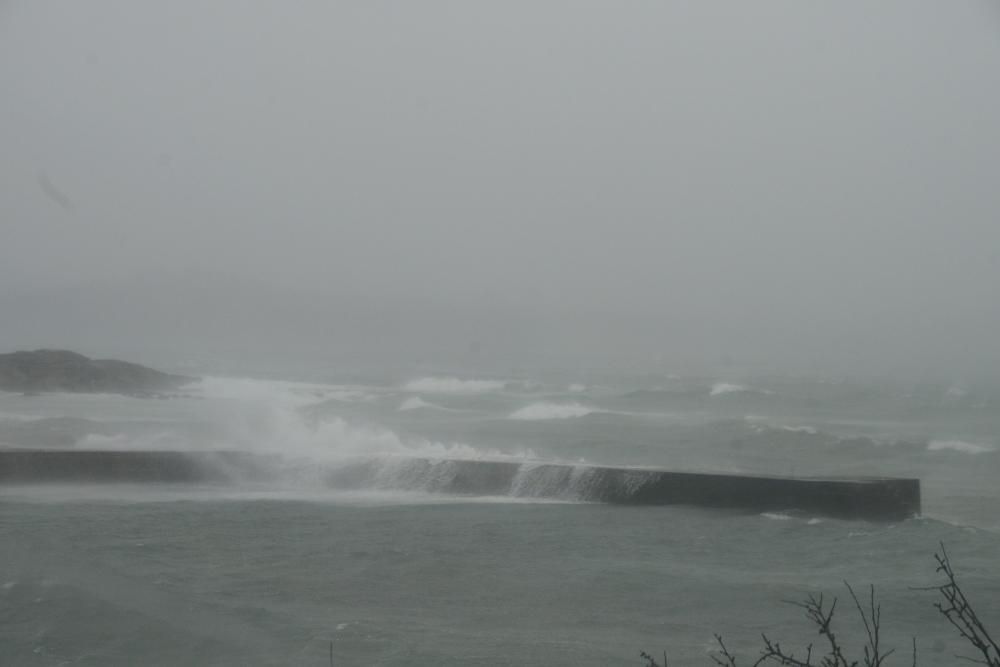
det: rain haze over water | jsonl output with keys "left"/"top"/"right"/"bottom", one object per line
{"left": 3, "top": 1, "right": 1000, "bottom": 377}
{"left": 2, "top": 2, "right": 1000, "bottom": 665}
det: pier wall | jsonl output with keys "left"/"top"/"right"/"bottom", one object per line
{"left": 0, "top": 450, "right": 920, "bottom": 520}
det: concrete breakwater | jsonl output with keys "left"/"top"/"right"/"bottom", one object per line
{"left": 0, "top": 449, "right": 274, "bottom": 483}
{"left": 0, "top": 450, "right": 920, "bottom": 520}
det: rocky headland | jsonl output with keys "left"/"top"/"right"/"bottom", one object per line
{"left": 0, "top": 349, "right": 197, "bottom": 396}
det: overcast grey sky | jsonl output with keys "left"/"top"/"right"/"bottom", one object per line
{"left": 2, "top": 1, "right": 999, "bottom": 376}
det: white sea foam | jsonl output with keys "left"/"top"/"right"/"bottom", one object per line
{"left": 54, "top": 375, "right": 528, "bottom": 463}
{"left": 745, "top": 417, "right": 819, "bottom": 435}
{"left": 711, "top": 383, "right": 746, "bottom": 396}
{"left": 927, "top": 440, "right": 994, "bottom": 455}
{"left": 781, "top": 425, "right": 819, "bottom": 435}
{"left": 258, "top": 411, "right": 495, "bottom": 460}
{"left": 509, "top": 402, "right": 595, "bottom": 421}
{"left": 568, "top": 383, "right": 587, "bottom": 393}
{"left": 710, "top": 383, "right": 772, "bottom": 397}
{"left": 761, "top": 512, "right": 792, "bottom": 521}
{"left": 401, "top": 377, "right": 505, "bottom": 394}
{"left": 710, "top": 383, "right": 750, "bottom": 396}
{"left": 323, "top": 389, "right": 376, "bottom": 403}
{"left": 398, "top": 397, "right": 437, "bottom": 411}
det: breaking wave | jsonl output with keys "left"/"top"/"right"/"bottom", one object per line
{"left": 286, "top": 417, "right": 501, "bottom": 460}
{"left": 927, "top": 440, "right": 994, "bottom": 455}
{"left": 780, "top": 425, "right": 819, "bottom": 435}
{"left": 710, "top": 383, "right": 747, "bottom": 396}
{"left": 761, "top": 512, "right": 824, "bottom": 524}
{"left": 710, "top": 383, "right": 773, "bottom": 397}
{"left": 401, "top": 377, "right": 506, "bottom": 394}
{"left": 149, "top": 376, "right": 519, "bottom": 461}
{"left": 398, "top": 396, "right": 431, "bottom": 411}
{"left": 509, "top": 402, "right": 595, "bottom": 421}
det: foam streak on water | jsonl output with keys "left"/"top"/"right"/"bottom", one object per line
{"left": 509, "top": 402, "right": 595, "bottom": 420}
{"left": 401, "top": 377, "right": 506, "bottom": 394}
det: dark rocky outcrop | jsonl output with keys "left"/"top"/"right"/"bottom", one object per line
{"left": 0, "top": 349, "right": 196, "bottom": 395}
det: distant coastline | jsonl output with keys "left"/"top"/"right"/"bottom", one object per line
{"left": 0, "top": 349, "right": 196, "bottom": 396}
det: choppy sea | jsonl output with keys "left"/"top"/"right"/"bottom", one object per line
{"left": 1, "top": 370, "right": 998, "bottom": 665}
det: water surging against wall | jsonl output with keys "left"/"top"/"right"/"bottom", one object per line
{"left": 0, "top": 450, "right": 921, "bottom": 520}
{"left": 318, "top": 456, "right": 650, "bottom": 502}
{"left": 0, "top": 374, "right": 935, "bottom": 518}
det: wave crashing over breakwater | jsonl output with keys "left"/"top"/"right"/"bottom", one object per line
{"left": 0, "top": 450, "right": 921, "bottom": 521}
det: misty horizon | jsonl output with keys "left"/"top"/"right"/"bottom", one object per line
{"left": 3, "top": 1, "right": 1000, "bottom": 378}
{"left": 3, "top": 4, "right": 1000, "bottom": 663}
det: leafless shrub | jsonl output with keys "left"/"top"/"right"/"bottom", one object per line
{"left": 642, "top": 544, "right": 996, "bottom": 666}
{"left": 912, "top": 543, "right": 999, "bottom": 666}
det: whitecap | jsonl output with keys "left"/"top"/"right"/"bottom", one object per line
{"left": 401, "top": 377, "right": 505, "bottom": 394}
{"left": 710, "top": 383, "right": 773, "bottom": 397}
{"left": 509, "top": 402, "right": 595, "bottom": 421}
{"left": 142, "top": 376, "right": 513, "bottom": 461}
{"left": 927, "top": 440, "right": 994, "bottom": 455}
{"left": 398, "top": 397, "right": 436, "bottom": 411}
{"left": 781, "top": 425, "right": 819, "bottom": 435}
{"left": 323, "top": 389, "right": 376, "bottom": 403}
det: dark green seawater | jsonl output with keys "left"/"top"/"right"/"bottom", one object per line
{"left": 2, "top": 372, "right": 999, "bottom": 665}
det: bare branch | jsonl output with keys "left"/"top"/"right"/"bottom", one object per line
{"left": 930, "top": 543, "right": 1000, "bottom": 666}
{"left": 639, "top": 542, "right": 997, "bottom": 667}
{"left": 710, "top": 634, "right": 739, "bottom": 667}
